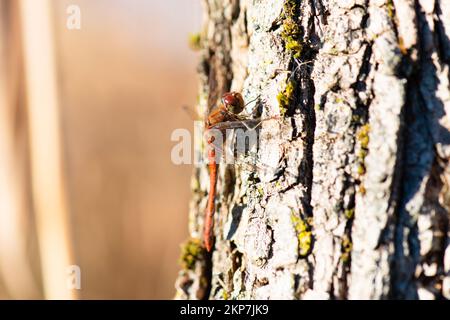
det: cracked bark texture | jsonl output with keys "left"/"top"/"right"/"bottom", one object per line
{"left": 175, "top": 0, "right": 450, "bottom": 300}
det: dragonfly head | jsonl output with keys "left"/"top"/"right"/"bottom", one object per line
{"left": 222, "top": 92, "right": 244, "bottom": 115}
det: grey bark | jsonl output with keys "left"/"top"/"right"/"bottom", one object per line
{"left": 175, "top": 0, "right": 450, "bottom": 300}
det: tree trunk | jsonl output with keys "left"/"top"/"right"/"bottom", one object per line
{"left": 175, "top": 0, "right": 450, "bottom": 300}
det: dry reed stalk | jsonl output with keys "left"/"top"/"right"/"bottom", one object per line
{"left": 19, "top": 0, "right": 76, "bottom": 299}
{"left": 0, "top": 0, "right": 41, "bottom": 299}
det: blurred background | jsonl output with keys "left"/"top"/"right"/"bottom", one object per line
{"left": 0, "top": 0, "right": 201, "bottom": 299}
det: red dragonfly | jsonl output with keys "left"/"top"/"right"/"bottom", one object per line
{"left": 203, "top": 92, "right": 268, "bottom": 252}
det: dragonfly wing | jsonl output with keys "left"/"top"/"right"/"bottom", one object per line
{"left": 210, "top": 116, "right": 280, "bottom": 131}
{"left": 209, "top": 136, "right": 298, "bottom": 182}
{"left": 208, "top": 117, "right": 276, "bottom": 131}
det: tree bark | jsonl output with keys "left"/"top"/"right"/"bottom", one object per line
{"left": 175, "top": 0, "right": 450, "bottom": 300}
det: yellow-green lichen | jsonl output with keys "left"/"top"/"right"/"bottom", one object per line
{"left": 387, "top": 0, "right": 394, "bottom": 19}
{"left": 340, "top": 235, "right": 353, "bottom": 263}
{"left": 356, "top": 124, "right": 370, "bottom": 178}
{"left": 358, "top": 149, "right": 368, "bottom": 159}
{"left": 335, "top": 97, "right": 344, "bottom": 104}
{"left": 277, "top": 80, "right": 296, "bottom": 116}
{"left": 222, "top": 290, "right": 229, "bottom": 300}
{"left": 188, "top": 33, "right": 202, "bottom": 51}
{"left": 179, "top": 238, "right": 204, "bottom": 270}
{"left": 344, "top": 208, "right": 355, "bottom": 220}
{"left": 291, "top": 212, "right": 313, "bottom": 257}
{"left": 357, "top": 164, "right": 366, "bottom": 175}
{"left": 285, "top": 38, "right": 303, "bottom": 58}
{"left": 257, "top": 185, "right": 264, "bottom": 197}
{"left": 357, "top": 124, "right": 370, "bottom": 149}
{"left": 281, "top": 0, "right": 303, "bottom": 58}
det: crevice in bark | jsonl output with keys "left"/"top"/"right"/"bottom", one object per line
{"left": 419, "top": 158, "right": 448, "bottom": 299}
{"left": 351, "top": 44, "right": 373, "bottom": 112}
{"left": 230, "top": 0, "right": 240, "bottom": 22}
{"left": 413, "top": 0, "right": 450, "bottom": 299}
{"left": 341, "top": 214, "right": 355, "bottom": 299}
{"left": 392, "top": 73, "right": 422, "bottom": 299}
{"left": 434, "top": 1, "right": 450, "bottom": 63}
{"left": 391, "top": 0, "right": 450, "bottom": 299}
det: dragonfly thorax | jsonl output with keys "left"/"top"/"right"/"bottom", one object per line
{"left": 221, "top": 92, "right": 244, "bottom": 115}
{"left": 206, "top": 92, "right": 245, "bottom": 128}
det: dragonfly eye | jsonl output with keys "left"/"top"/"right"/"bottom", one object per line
{"left": 222, "top": 92, "right": 244, "bottom": 114}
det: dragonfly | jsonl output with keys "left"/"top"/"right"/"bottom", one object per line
{"left": 201, "top": 63, "right": 314, "bottom": 252}
{"left": 203, "top": 91, "right": 280, "bottom": 252}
